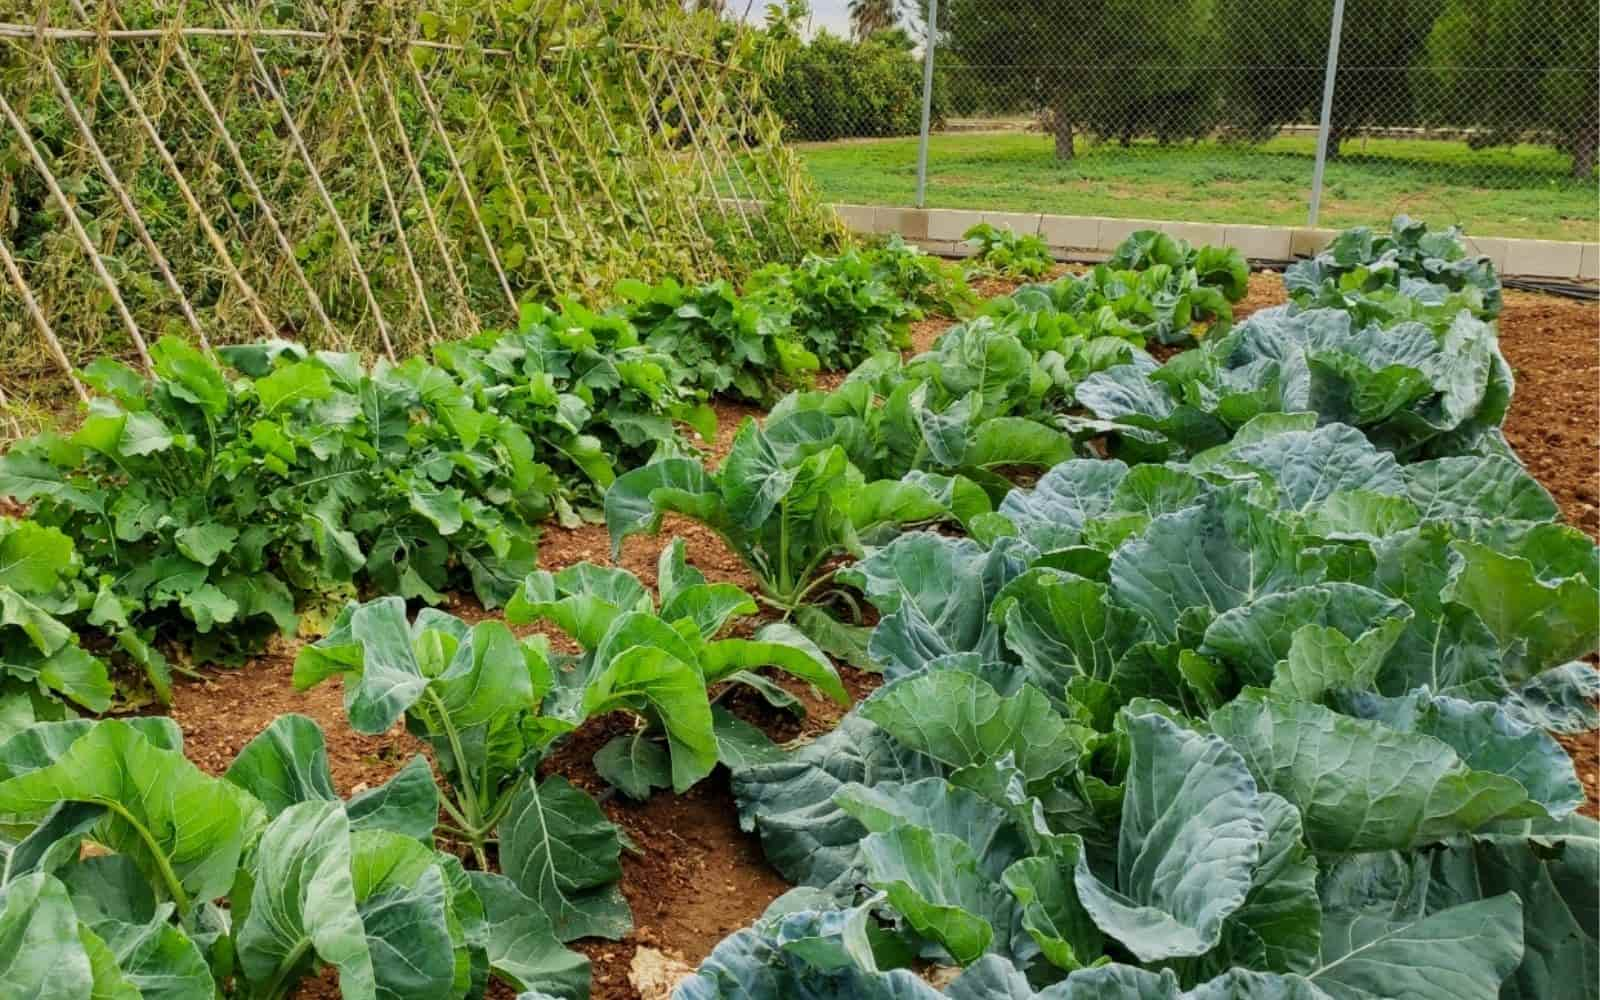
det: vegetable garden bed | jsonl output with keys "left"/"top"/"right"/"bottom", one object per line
{"left": 0, "top": 220, "right": 1595, "bottom": 1000}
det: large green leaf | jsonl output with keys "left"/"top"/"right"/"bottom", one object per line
{"left": 1110, "top": 489, "right": 1316, "bottom": 642}
{"left": 701, "top": 623, "right": 848, "bottom": 705}
{"left": 992, "top": 568, "right": 1147, "bottom": 699}
{"left": 1199, "top": 583, "right": 1410, "bottom": 690}
{"left": 0, "top": 520, "right": 76, "bottom": 595}
{"left": 1310, "top": 891, "right": 1524, "bottom": 1000}
{"left": 584, "top": 613, "right": 717, "bottom": 792}
{"left": 1002, "top": 847, "right": 1103, "bottom": 973}
{"left": 0, "top": 872, "right": 93, "bottom": 998}
{"left": 1443, "top": 536, "right": 1600, "bottom": 681}
{"left": 496, "top": 776, "right": 631, "bottom": 942}
{"left": 294, "top": 597, "right": 428, "bottom": 734}
{"left": 1073, "top": 713, "right": 1266, "bottom": 962}
{"left": 1210, "top": 690, "right": 1545, "bottom": 852}
{"left": 467, "top": 872, "right": 590, "bottom": 999}
{"left": 224, "top": 714, "right": 438, "bottom": 839}
{"left": 0, "top": 720, "right": 263, "bottom": 914}
{"left": 860, "top": 824, "right": 1020, "bottom": 965}
{"left": 1334, "top": 689, "right": 1584, "bottom": 819}
{"left": 859, "top": 672, "right": 1086, "bottom": 790}
{"left": 604, "top": 459, "right": 722, "bottom": 559}
{"left": 729, "top": 713, "right": 942, "bottom": 888}
{"left": 89, "top": 911, "right": 215, "bottom": 1000}
{"left": 235, "top": 801, "right": 375, "bottom": 1000}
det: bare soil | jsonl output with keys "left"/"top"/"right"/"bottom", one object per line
{"left": 158, "top": 278, "right": 1599, "bottom": 1000}
{"left": 1496, "top": 289, "right": 1600, "bottom": 539}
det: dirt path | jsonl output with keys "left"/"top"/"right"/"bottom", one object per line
{"left": 161, "top": 279, "right": 1599, "bottom": 999}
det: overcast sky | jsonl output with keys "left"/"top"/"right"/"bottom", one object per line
{"left": 801, "top": 0, "right": 854, "bottom": 37}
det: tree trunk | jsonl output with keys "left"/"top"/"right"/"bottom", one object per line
{"left": 1052, "top": 109, "right": 1075, "bottom": 160}
{"left": 1322, "top": 126, "right": 1346, "bottom": 161}
{"left": 1571, "top": 125, "right": 1599, "bottom": 179}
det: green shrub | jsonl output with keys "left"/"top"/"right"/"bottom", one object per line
{"left": 765, "top": 32, "right": 940, "bottom": 141}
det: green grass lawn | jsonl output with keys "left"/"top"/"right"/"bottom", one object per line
{"left": 795, "top": 132, "right": 1599, "bottom": 241}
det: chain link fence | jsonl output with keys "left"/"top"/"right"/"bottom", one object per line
{"left": 768, "top": 0, "right": 1599, "bottom": 241}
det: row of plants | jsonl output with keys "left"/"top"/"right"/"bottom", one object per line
{"left": 0, "top": 238, "right": 971, "bottom": 724}
{"left": 607, "top": 230, "right": 1252, "bottom": 626}
{"left": 0, "top": 530, "right": 862, "bottom": 997}
{"left": 1, "top": 216, "right": 1583, "bottom": 1000}
{"left": 0, "top": 223, "right": 1268, "bottom": 999}
{"left": 669, "top": 218, "right": 1599, "bottom": 997}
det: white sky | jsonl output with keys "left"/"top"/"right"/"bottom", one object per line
{"left": 802, "top": 0, "right": 855, "bottom": 37}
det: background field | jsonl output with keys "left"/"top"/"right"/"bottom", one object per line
{"left": 798, "top": 132, "right": 1600, "bottom": 241}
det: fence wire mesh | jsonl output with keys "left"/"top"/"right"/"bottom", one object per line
{"left": 765, "top": 0, "right": 1599, "bottom": 242}
{"left": 0, "top": 0, "right": 837, "bottom": 432}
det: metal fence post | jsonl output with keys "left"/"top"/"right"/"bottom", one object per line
{"left": 1307, "top": 0, "right": 1347, "bottom": 227}
{"left": 914, "top": 0, "right": 939, "bottom": 209}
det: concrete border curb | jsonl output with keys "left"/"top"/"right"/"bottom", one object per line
{"left": 828, "top": 203, "right": 1600, "bottom": 281}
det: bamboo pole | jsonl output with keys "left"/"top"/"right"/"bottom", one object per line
{"left": 406, "top": 55, "right": 519, "bottom": 315}
{"left": 40, "top": 52, "right": 212, "bottom": 350}
{"left": 63, "top": 0, "right": 277, "bottom": 340}
{"left": 249, "top": 45, "right": 396, "bottom": 361}
{"left": 0, "top": 87, "right": 153, "bottom": 371}
{"left": 339, "top": 54, "right": 440, "bottom": 345}
{"left": 0, "top": 235, "right": 89, "bottom": 403}
{"left": 171, "top": 41, "right": 339, "bottom": 341}
{"left": 373, "top": 57, "right": 474, "bottom": 328}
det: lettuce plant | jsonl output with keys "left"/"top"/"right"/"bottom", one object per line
{"left": 0, "top": 714, "right": 598, "bottom": 999}
{"left": 505, "top": 541, "right": 849, "bottom": 798}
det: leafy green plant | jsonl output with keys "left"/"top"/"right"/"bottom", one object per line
{"left": 606, "top": 409, "right": 983, "bottom": 615}
{"left": 0, "top": 336, "right": 548, "bottom": 680}
{"left": 1075, "top": 303, "right": 1513, "bottom": 461}
{"left": 1286, "top": 215, "right": 1502, "bottom": 318}
{"left": 0, "top": 518, "right": 118, "bottom": 717}
{"left": 774, "top": 318, "right": 1087, "bottom": 495}
{"left": 682, "top": 215, "right": 1597, "bottom": 995}
{"left": 294, "top": 599, "right": 559, "bottom": 867}
{"left": 615, "top": 276, "right": 818, "bottom": 404}
{"left": 432, "top": 298, "right": 714, "bottom": 517}
{"left": 986, "top": 230, "right": 1249, "bottom": 349}
{"left": 962, "top": 222, "right": 1055, "bottom": 278}
{"left": 697, "top": 426, "right": 1595, "bottom": 996}
{"left": 0, "top": 713, "right": 598, "bottom": 999}
{"left": 505, "top": 542, "right": 849, "bottom": 798}
{"left": 748, "top": 250, "right": 917, "bottom": 370}
{"left": 864, "top": 235, "right": 976, "bottom": 317}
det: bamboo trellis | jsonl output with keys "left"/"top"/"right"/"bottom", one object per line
{"left": 0, "top": 0, "right": 838, "bottom": 432}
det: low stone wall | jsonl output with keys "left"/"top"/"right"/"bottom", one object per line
{"left": 829, "top": 204, "right": 1600, "bottom": 281}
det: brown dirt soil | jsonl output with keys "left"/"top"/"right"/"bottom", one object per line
{"left": 162, "top": 278, "right": 1600, "bottom": 1000}
{"left": 1234, "top": 270, "right": 1289, "bottom": 324}
{"left": 1557, "top": 729, "right": 1600, "bottom": 819}
{"left": 1495, "top": 289, "right": 1600, "bottom": 539}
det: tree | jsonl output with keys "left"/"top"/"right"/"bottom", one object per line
{"left": 1422, "top": 0, "right": 1600, "bottom": 177}
{"left": 1212, "top": 0, "right": 1446, "bottom": 156}
{"left": 849, "top": 0, "right": 903, "bottom": 40}
{"left": 927, "top": 0, "right": 1217, "bottom": 160}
